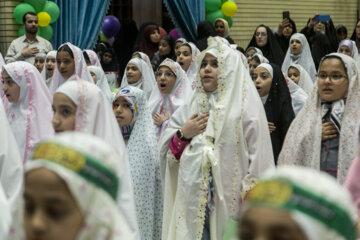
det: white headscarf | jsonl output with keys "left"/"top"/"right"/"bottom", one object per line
{"left": 257, "top": 63, "right": 273, "bottom": 77}
{"left": 288, "top": 63, "right": 314, "bottom": 95}
{"left": 1, "top": 61, "right": 54, "bottom": 163}
{"left": 114, "top": 86, "right": 163, "bottom": 240}
{"left": 148, "top": 58, "right": 193, "bottom": 137}
{"left": 246, "top": 46, "right": 263, "bottom": 56}
{"left": 84, "top": 49, "right": 102, "bottom": 67}
{"left": 215, "top": 18, "right": 230, "bottom": 38}
{"left": 0, "top": 100, "right": 23, "bottom": 212}
{"left": 0, "top": 53, "right": 5, "bottom": 68}
{"left": 284, "top": 73, "right": 308, "bottom": 116}
{"left": 87, "top": 66, "right": 113, "bottom": 102}
{"left": 0, "top": 185, "right": 11, "bottom": 239}
{"left": 278, "top": 53, "right": 360, "bottom": 183}
{"left": 120, "top": 58, "right": 155, "bottom": 99}
{"left": 22, "top": 132, "right": 138, "bottom": 239}
{"left": 244, "top": 166, "right": 357, "bottom": 240}
{"left": 159, "top": 37, "right": 274, "bottom": 239}
{"left": 252, "top": 53, "right": 269, "bottom": 64}
{"left": 41, "top": 50, "right": 57, "bottom": 88}
{"left": 338, "top": 40, "right": 360, "bottom": 70}
{"left": 55, "top": 79, "right": 140, "bottom": 239}
{"left": 132, "top": 51, "right": 155, "bottom": 80}
{"left": 50, "top": 42, "right": 93, "bottom": 94}
{"left": 282, "top": 33, "right": 317, "bottom": 82}
{"left": 181, "top": 42, "right": 200, "bottom": 89}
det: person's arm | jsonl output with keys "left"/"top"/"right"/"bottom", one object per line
{"left": 169, "top": 131, "right": 190, "bottom": 160}
{"left": 5, "top": 42, "right": 23, "bottom": 63}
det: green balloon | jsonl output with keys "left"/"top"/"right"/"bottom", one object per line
{"left": 205, "top": 0, "right": 221, "bottom": 11}
{"left": 100, "top": 32, "right": 107, "bottom": 42}
{"left": 206, "top": 9, "right": 224, "bottom": 25}
{"left": 24, "top": 0, "right": 46, "bottom": 13}
{"left": 39, "top": 25, "right": 53, "bottom": 40}
{"left": 224, "top": 16, "right": 233, "bottom": 28}
{"left": 18, "top": 26, "right": 25, "bottom": 37}
{"left": 13, "top": 3, "right": 36, "bottom": 24}
{"left": 43, "top": 1, "right": 60, "bottom": 23}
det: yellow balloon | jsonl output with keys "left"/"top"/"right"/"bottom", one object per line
{"left": 221, "top": 1, "right": 237, "bottom": 17}
{"left": 37, "top": 12, "right": 51, "bottom": 27}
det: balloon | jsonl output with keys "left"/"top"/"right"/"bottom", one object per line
{"left": 100, "top": 32, "right": 107, "bottom": 42}
{"left": 101, "top": 16, "right": 121, "bottom": 38}
{"left": 37, "top": 12, "right": 51, "bottom": 27}
{"left": 224, "top": 16, "right": 233, "bottom": 28}
{"left": 13, "top": 3, "right": 36, "bottom": 24}
{"left": 18, "top": 26, "right": 25, "bottom": 36}
{"left": 24, "top": 0, "right": 46, "bottom": 13}
{"left": 169, "top": 28, "right": 182, "bottom": 40}
{"left": 221, "top": 1, "right": 237, "bottom": 17}
{"left": 43, "top": 1, "right": 60, "bottom": 23}
{"left": 205, "top": 0, "right": 221, "bottom": 12}
{"left": 206, "top": 9, "right": 224, "bottom": 25}
{"left": 38, "top": 25, "right": 53, "bottom": 40}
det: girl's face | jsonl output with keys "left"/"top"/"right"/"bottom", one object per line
{"left": 90, "top": 71, "right": 97, "bottom": 84}
{"left": 24, "top": 168, "right": 83, "bottom": 240}
{"left": 126, "top": 63, "right": 142, "bottom": 83}
{"left": 34, "top": 57, "right": 45, "bottom": 73}
{"left": 249, "top": 59, "right": 260, "bottom": 80}
{"left": 246, "top": 49, "right": 256, "bottom": 64}
{"left": 290, "top": 39, "right": 302, "bottom": 55}
{"left": 239, "top": 207, "right": 307, "bottom": 240}
{"left": 112, "top": 96, "right": 133, "bottom": 127}
{"left": 1, "top": 69, "right": 20, "bottom": 103}
{"left": 254, "top": 67, "right": 272, "bottom": 97}
{"left": 149, "top": 29, "right": 160, "bottom": 44}
{"left": 156, "top": 66, "right": 177, "bottom": 94}
{"left": 159, "top": 39, "right": 171, "bottom": 56}
{"left": 255, "top": 27, "right": 268, "bottom": 47}
{"left": 314, "top": 21, "right": 325, "bottom": 32}
{"left": 57, "top": 51, "right": 75, "bottom": 79}
{"left": 174, "top": 41, "right": 183, "bottom": 56}
{"left": 199, "top": 53, "right": 218, "bottom": 92}
{"left": 317, "top": 58, "right": 349, "bottom": 102}
{"left": 288, "top": 67, "right": 301, "bottom": 84}
{"left": 339, "top": 45, "right": 352, "bottom": 56}
{"left": 102, "top": 52, "right": 113, "bottom": 64}
{"left": 176, "top": 45, "right": 192, "bottom": 71}
{"left": 52, "top": 93, "right": 77, "bottom": 133}
{"left": 215, "top": 21, "right": 225, "bottom": 37}
{"left": 46, "top": 56, "right": 56, "bottom": 77}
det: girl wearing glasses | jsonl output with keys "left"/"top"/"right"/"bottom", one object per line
{"left": 148, "top": 59, "right": 192, "bottom": 138}
{"left": 246, "top": 24, "right": 285, "bottom": 66}
{"left": 279, "top": 53, "right": 360, "bottom": 183}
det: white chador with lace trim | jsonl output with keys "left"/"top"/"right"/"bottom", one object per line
{"left": 159, "top": 37, "right": 275, "bottom": 240}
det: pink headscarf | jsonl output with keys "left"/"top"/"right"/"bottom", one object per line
{"left": 84, "top": 49, "right": 102, "bottom": 68}
{"left": 1, "top": 61, "right": 54, "bottom": 163}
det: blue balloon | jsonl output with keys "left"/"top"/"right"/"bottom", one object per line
{"left": 102, "top": 16, "right": 121, "bottom": 38}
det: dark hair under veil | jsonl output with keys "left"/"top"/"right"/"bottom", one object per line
{"left": 247, "top": 25, "right": 285, "bottom": 66}
{"left": 350, "top": 19, "right": 360, "bottom": 55}
{"left": 262, "top": 63, "right": 295, "bottom": 163}
{"left": 101, "top": 48, "right": 119, "bottom": 72}
{"left": 113, "top": 19, "right": 139, "bottom": 79}
{"left": 195, "top": 20, "right": 217, "bottom": 51}
{"left": 275, "top": 18, "right": 297, "bottom": 53}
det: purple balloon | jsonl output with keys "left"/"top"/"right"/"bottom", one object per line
{"left": 169, "top": 28, "right": 182, "bottom": 40}
{"left": 102, "top": 16, "right": 121, "bottom": 38}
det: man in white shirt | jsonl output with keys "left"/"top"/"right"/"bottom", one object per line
{"left": 5, "top": 12, "right": 53, "bottom": 64}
